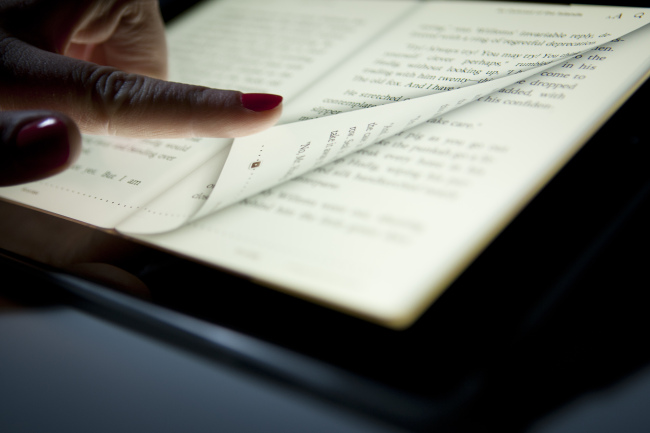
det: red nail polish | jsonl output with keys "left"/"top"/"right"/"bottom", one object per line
{"left": 241, "top": 93, "right": 283, "bottom": 112}
{"left": 14, "top": 117, "right": 71, "bottom": 178}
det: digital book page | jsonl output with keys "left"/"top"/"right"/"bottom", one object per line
{"left": 2, "top": 1, "right": 647, "bottom": 231}
{"left": 123, "top": 1, "right": 650, "bottom": 229}
{"left": 1, "top": 1, "right": 649, "bottom": 327}
{"left": 130, "top": 6, "right": 650, "bottom": 328}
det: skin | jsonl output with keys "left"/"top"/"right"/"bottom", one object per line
{"left": 0, "top": 0, "right": 282, "bottom": 184}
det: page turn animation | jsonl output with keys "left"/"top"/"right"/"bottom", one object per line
{"left": 183, "top": 2, "right": 650, "bottom": 223}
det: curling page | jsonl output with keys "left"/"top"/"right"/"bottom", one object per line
{"left": 190, "top": 1, "right": 650, "bottom": 219}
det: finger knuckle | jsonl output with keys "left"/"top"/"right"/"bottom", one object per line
{"left": 82, "top": 66, "right": 146, "bottom": 133}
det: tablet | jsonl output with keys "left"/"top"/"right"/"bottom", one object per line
{"left": 1, "top": 1, "right": 649, "bottom": 430}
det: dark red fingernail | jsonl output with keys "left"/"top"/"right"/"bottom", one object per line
{"left": 15, "top": 117, "right": 72, "bottom": 177}
{"left": 241, "top": 93, "right": 283, "bottom": 112}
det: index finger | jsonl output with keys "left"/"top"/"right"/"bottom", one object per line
{"left": 0, "top": 40, "right": 282, "bottom": 138}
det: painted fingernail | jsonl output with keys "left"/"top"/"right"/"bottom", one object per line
{"left": 241, "top": 93, "right": 283, "bottom": 112}
{"left": 15, "top": 117, "right": 72, "bottom": 176}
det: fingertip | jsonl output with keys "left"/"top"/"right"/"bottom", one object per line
{"left": 241, "top": 93, "right": 283, "bottom": 112}
{"left": 0, "top": 114, "right": 81, "bottom": 186}
{"left": 15, "top": 115, "right": 81, "bottom": 174}
{"left": 224, "top": 92, "right": 283, "bottom": 137}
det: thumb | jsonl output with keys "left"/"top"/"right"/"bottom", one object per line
{"left": 0, "top": 111, "right": 81, "bottom": 186}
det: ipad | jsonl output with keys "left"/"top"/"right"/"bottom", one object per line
{"left": 1, "top": 1, "right": 649, "bottom": 430}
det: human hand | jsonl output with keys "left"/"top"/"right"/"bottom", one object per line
{"left": 0, "top": 0, "right": 283, "bottom": 186}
